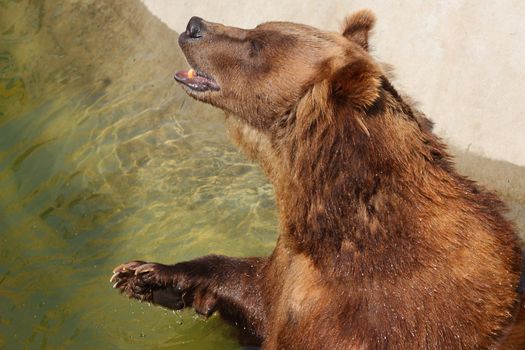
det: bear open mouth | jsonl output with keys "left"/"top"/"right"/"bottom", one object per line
{"left": 174, "top": 68, "right": 220, "bottom": 92}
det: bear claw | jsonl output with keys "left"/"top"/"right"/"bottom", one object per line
{"left": 134, "top": 263, "right": 158, "bottom": 275}
{"left": 112, "top": 260, "right": 145, "bottom": 274}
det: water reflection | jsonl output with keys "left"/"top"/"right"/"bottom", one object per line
{"left": 0, "top": 1, "right": 276, "bottom": 349}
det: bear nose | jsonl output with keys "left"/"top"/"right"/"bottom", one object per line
{"left": 186, "top": 16, "right": 204, "bottom": 38}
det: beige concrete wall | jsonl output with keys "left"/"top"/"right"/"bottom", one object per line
{"left": 143, "top": 0, "right": 525, "bottom": 167}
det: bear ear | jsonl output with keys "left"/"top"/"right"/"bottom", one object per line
{"left": 341, "top": 9, "right": 376, "bottom": 51}
{"left": 330, "top": 59, "right": 381, "bottom": 110}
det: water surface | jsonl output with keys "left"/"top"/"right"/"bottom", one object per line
{"left": 0, "top": 1, "right": 276, "bottom": 349}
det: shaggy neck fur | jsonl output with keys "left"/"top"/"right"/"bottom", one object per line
{"left": 272, "top": 71, "right": 521, "bottom": 281}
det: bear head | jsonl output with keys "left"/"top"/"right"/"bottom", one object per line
{"left": 175, "top": 10, "right": 381, "bottom": 131}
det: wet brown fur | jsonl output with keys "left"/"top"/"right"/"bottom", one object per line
{"left": 112, "top": 9, "right": 524, "bottom": 349}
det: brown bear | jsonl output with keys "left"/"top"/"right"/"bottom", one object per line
{"left": 111, "top": 10, "right": 525, "bottom": 349}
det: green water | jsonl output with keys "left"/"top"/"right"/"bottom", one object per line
{"left": 0, "top": 1, "right": 276, "bottom": 349}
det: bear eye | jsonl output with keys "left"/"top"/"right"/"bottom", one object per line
{"left": 249, "top": 39, "right": 264, "bottom": 57}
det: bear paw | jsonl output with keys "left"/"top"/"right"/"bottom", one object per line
{"left": 110, "top": 261, "right": 177, "bottom": 303}
{"left": 110, "top": 260, "right": 217, "bottom": 314}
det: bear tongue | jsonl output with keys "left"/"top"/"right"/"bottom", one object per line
{"left": 174, "top": 69, "right": 220, "bottom": 92}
